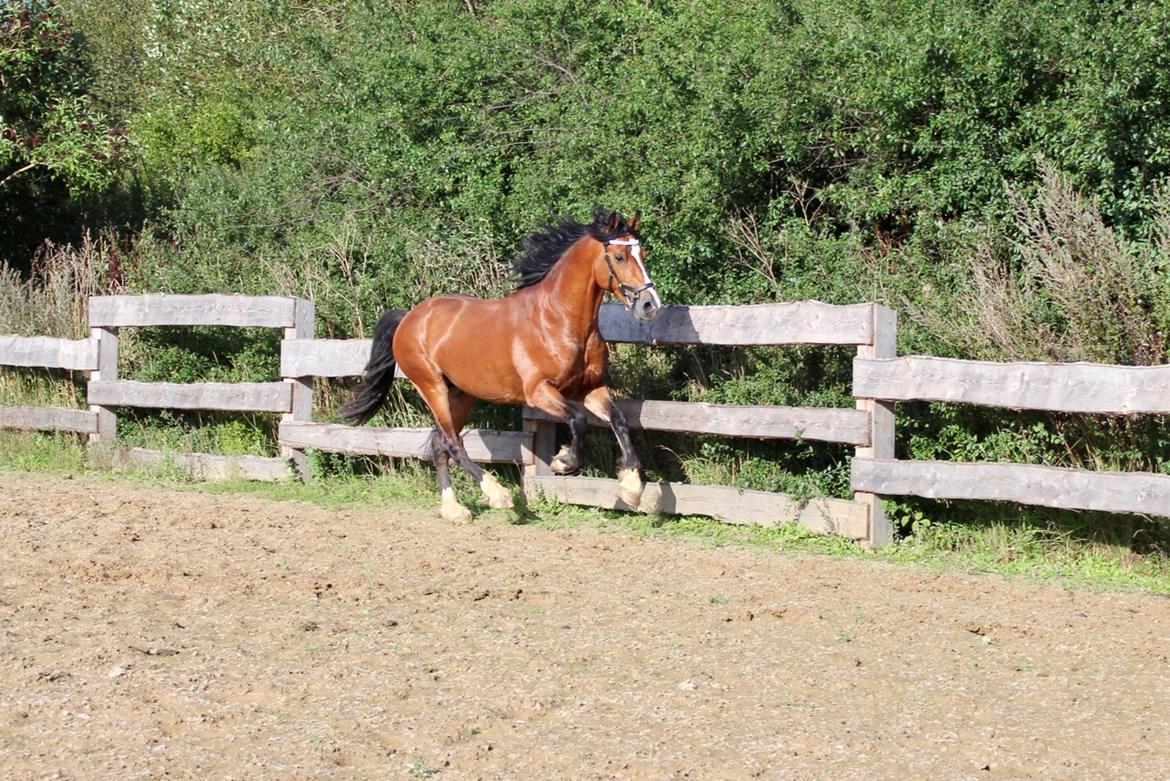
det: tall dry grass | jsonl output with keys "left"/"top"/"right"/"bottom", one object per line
{"left": 0, "top": 230, "right": 123, "bottom": 338}
{"left": 927, "top": 161, "right": 1170, "bottom": 365}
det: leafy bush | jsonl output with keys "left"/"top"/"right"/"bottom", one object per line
{"left": 1, "top": 1, "right": 129, "bottom": 269}
{"left": 915, "top": 161, "right": 1170, "bottom": 364}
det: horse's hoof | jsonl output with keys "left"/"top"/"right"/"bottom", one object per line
{"left": 440, "top": 489, "right": 472, "bottom": 523}
{"left": 549, "top": 445, "right": 579, "bottom": 475}
{"left": 481, "top": 473, "right": 514, "bottom": 510}
{"left": 618, "top": 469, "right": 644, "bottom": 509}
{"left": 440, "top": 501, "right": 472, "bottom": 523}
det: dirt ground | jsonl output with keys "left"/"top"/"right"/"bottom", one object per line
{"left": 1, "top": 471, "right": 1169, "bottom": 780}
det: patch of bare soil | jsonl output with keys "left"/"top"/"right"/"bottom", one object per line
{"left": 1, "top": 471, "right": 1169, "bottom": 780}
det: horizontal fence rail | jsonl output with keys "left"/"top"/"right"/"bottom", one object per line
{"left": 278, "top": 301, "right": 881, "bottom": 375}
{"left": 281, "top": 338, "right": 374, "bottom": 378}
{"left": 855, "top": 356, "right": 1170, "bottom": 414}
{"left": 117, "top": 448, "right": 289, "bottom": 481}
{"left": 87, "top": 380, "right": 292, "bottom": 413}
{"left": 0, "top": 335, "right": 97, "bottom": 371}
{"left": 598, "top": 301, "right": 876, "bottom": 345}
{"left": 526, "top": 475, "right": 870, "bottom": 538}
{"left": 523, "top": 399, "right": 872, "bottom": 445}
{"left": 852, "top": 459, "right": 1170, "bottom": 518}
{"left": 89, "top": 294, "right": 299, "bottom": 329}
{"left": 278, "top": 422, "right": 532, "bottom": 464}
{"left": 0, "top": 405, "right": 98, "bottom": 434}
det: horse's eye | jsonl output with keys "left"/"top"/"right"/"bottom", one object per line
{"left": 615, "top": 254, "right": 626, "bottom": 263}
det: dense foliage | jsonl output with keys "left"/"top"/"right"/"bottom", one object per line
{"left": 6, "top": 0, "right": 1170, "bottom": 539}
{"left": 1, "top": 1, "right": 130, "bottom": 268}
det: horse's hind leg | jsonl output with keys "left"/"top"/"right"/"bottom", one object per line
{"left": 583, "top": 386, "right": 644, "bottom": 508}
{"left": 431, "top": 429, "right": 470, "bottom": 523}
{"left": 418, "top": 379, "right": 513, "bottom": 518}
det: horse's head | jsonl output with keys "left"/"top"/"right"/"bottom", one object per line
{"left": 596, "top": 211, "right": 661, "bottom": 321}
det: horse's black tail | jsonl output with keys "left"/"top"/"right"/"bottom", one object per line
{"left": 341, "top": 308, "right": 408, "bottom": 426}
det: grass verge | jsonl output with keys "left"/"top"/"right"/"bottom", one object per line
{"left": 2, "top": 430, "right": 1168, "bottom": 594}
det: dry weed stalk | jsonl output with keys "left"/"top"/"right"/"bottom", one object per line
{"left": 0, "top": 230, "right": 121, "bottom": 338}
{"left": 931, "top": 161, "right": 1167, "bottom": 365}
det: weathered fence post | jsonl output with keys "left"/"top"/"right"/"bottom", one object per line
{"left": 281, "top": 298, "right": 315, "bottom": 480}
{"left": 854, "top": 304, "right": 897, "bottom": 548}
{"left": 88, "top": 316, "right": 118, "bottom": 448}
{"left": 521, "top": 414, "right": 556, "bottom": 500}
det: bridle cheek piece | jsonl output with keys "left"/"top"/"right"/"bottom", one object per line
{"left": 604, "top": 238, "right": 655, "bottom": 309}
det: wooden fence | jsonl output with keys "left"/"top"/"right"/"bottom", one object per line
{"left": 85, "top": 294, "right": 310, "bottom": 481}
{"left": 522, "top": 302, "right": 895, "bottom": 544}
{"left": 851, "top": 356, "right": 1170, "bottom": 518}
{"left": 5, "top": 293, "right": 1170, "bottom": 547}
{"left": 0, "top": 334, "right": 99, "bottom": 435}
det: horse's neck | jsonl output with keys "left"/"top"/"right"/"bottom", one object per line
{"left": 539, "top": 239, "right": 605, "bottom": 338}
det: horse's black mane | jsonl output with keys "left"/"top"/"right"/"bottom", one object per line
{"left": 512, "top": 208, "right": 638, "bottom": 290}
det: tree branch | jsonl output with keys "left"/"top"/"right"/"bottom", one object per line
{"left": 0, "top": 161, "right": 39, "bottom": 189}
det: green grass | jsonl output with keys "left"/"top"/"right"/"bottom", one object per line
{"left": 2, "top": 430, "right": 1169, "bottom": 594}
{"left": 0, "top": 368, "right": 87, "bottom": 408}
{"left": 0, "top": 430, "right": 91, "bottom": 472}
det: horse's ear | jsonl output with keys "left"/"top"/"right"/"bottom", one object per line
{"left": 607, "top": 211, "right": 620, "bottom": 232}
{"left": 628, "top": 212, "right": 641, "bottom": 233}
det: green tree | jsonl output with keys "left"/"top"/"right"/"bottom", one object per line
{"left": 1, "top": 0, "right": 127, "bottom": 269}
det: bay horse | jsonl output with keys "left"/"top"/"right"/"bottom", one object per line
{"left": 342, "top": 210, "right": 662, "bottom": 522}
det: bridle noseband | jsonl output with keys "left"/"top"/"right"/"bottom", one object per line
{"left": 604, "top": 238, "right": 656, "bottom": 308}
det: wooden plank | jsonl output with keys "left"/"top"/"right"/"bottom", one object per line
{"left": 281, "top": 299, "right": 315, "bottom": 480}
{"left": 525, "top": 475, "right": 869, "bottom": 539}
{"left": 118, "top": 448, "right": 288, "bottom": 481}
{"left": 87, "top": 380, "right": 291, "bottom": 413}
{"left": 283, "top": 338, "right": 368, "bottom": 378}
{"left": 278, "top": 422, "right": 532, "bottom": 464}
{"left": 88, "top": 326, "right": 118, "bottom": 445}
{"left": 599, "top": 301, "right": 874, "bottom": 346}
{"left": 523, "top": 400, "right": 870, "bottom": 445}
{"left": 0, "top": 335, "right": 97, "bottom": 371}
{"left": 855, "top": 356, "right": 1170, "bottom": 414}
{"left": 282, "top": 303, "right": 877, "bottom": 378}
{"left": 279, "top": 338, "right": 410, "bottom": 379}
{"left": 853, "top": 305, "right": 897, "bottom": 548}
{"left": 851, "top": 458, "right": 1170, "bottom": 518}
{"left": 89, "top": 294, "right": 297, "bottom": 328}
{"left": 0, "top": 404, "right": 98, "bottom": 434}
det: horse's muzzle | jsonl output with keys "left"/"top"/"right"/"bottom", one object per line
{"left": 634, "top": 289, "right": 661, "bottom": 321}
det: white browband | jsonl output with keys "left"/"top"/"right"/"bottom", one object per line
{"left": 606, "top": 238, "right": 644, "bottom": 265}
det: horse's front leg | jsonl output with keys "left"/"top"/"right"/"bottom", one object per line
{"left": 549, "top": 399, "right": 590, "bottom": 475}
{"left": 583, "top": 386, "right": 644, "bottom": 508}
{"left": 527, "top": 381, "right": 588, "bottom": 476}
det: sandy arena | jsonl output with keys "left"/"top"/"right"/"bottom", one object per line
{"left": 2, "top": 471, "right": 1169, "bottom": 779}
